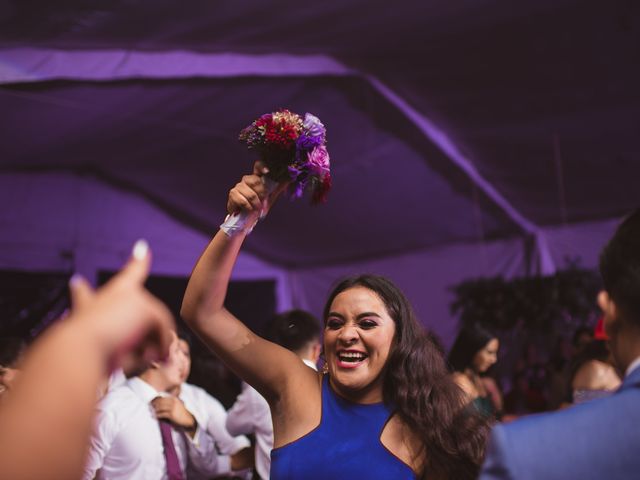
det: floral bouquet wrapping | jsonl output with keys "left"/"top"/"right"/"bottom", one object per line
{"left": 221, "top": 109, "right": 331, "bottom": 236}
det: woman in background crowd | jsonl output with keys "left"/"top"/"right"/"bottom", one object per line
{"left": 448, "top": 323, "right": 502, "bottom": 420}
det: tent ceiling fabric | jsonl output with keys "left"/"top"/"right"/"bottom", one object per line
{"left": 1, "top": 0, "right": 638, "bottom": 268}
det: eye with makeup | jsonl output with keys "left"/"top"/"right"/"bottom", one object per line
{"left": 325, "top": 317, "right": 379, "bottom": 330}
{"left": 325, "top": 317, "right": 344, "bottom": 330}
{"left": 358, "top": 319, "right": 378, "bottom": 330}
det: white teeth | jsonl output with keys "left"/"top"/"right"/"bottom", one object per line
{"left": 338, "top": 352, "right": 367, "bottom": 362}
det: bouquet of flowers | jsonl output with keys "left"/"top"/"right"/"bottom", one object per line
{"left": 238, "top": 109, "right": 332, "bottom": 204}
{"left": 221, "top": 109, "right": 331, "bottom": 236}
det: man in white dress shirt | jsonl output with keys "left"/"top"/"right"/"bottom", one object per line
{"left": 157, "top": 337, "right": 253, "bottom": 479}
{"left": 84, "top": 331, "right": 224, "bottom": 480}
{"left": 226, "top": 310, "right": 321, "bottom": 480}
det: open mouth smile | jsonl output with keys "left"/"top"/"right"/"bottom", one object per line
{"left": 336, "top": 350, "right": 369, "bottom": 369}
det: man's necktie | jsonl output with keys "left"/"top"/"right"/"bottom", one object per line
{"left": 159, "top": 420, "right": 185, "bottom": 480}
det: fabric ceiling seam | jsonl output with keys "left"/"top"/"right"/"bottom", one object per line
{"left": 363, "top": 75, "right": 555, "bottom": 275}
{"left": 0, "top": 47, "right": 555, "bottom": 273}
{"left": 0, "top": 48, "right": 354, "bottom": 83}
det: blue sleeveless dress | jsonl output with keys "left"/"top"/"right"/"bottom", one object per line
{"left": 270, "top": 375, "right": 417, "bottom": 479}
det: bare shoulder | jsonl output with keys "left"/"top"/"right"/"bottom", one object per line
{"left": 573, "top": 360, "right": 621, "bottom": 390}
{"left": 452, "top": 372, "right": 477, "bottom": 398}
{"left": 380, "top": 414, "right": 424, "bottom": 475}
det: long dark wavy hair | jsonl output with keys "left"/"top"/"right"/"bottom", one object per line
{"left": 447, "top": 322, "right": 497, "bottom": 373}
{"left": 323, "top": 274, "right": 490, "bottom": 480}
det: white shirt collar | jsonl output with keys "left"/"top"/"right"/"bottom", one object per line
{"left": 625, "top": 356, "right": 640, "bottom": 377}
{"left": 303, "top": 358, "right": 318, "bottom": 371}
{"left": 127, "top": 376, "right": 162, "bottom": 403}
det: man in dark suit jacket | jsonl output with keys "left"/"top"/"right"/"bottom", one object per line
{"left": 480, "top": 209, "right": 640, "bottom": 480}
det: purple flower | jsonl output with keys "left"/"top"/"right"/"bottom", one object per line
{"left": 303, "top": 113, "right": 326, "bottom": 142}
{"left": 288, "top": 163, "right": 303, "bottom": 181}
{"left": 287, "top": 173, "right": 306, "bottom": 199}
{"left": 296, "top": 133, "right": 323, "bottom": 149}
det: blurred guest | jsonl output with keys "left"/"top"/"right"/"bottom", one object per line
{"left": 480, "top": 210, "right": 640, "bottom": 479}
{"left": 545, "top": 335, "right": 572, "bottom": 410}
{"left": 166, "top": 337, "right": 253, "bottom": 479}
{"left": 570, "top": 319, "right": 621, "bottom": 404}
{"left": 0, "top": 240, "right": 175, "bottom": 480}
{"left": 226, "top": 310, "right": 321, "bottom": 480}
{"left": 84, "top": 329, "right": 240, "bottom": 480}
{"left": 448, "top": 323, "right": 502, "bottom": 420}
{"left": 571, "top": 325, "right": 594, "bottom": 357}
{"left": 515, "top": 343, "right": 549, "bottom": 411}
{"left": 547, "top": 325, "right": 598, "bottom": 410}
{"left": 503, "top": 371, "right": 547, "bottom": 416}
{"left": 0, "top": 336, "right": 26, "bottom": 398}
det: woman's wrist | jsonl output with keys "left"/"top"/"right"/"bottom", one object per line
{"left": 219, "top": 212, "right": 260, "bottom": 237}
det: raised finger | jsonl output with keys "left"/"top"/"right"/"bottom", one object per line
{"left": 116, "top": 240, "right": 152, "bottom": 288}
{"left": 68, "top": 274, "right": 95, "bottom": 310}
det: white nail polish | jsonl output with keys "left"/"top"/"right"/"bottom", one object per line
{"left": 132, "top": 239, "right": 149, "bottom": 260}
{"left": 69, "top": 273, "right": 84, "bottom": 286}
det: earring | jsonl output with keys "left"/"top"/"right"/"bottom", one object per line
{"left": 322, "top": 363, "right": 329, "bottom": 374}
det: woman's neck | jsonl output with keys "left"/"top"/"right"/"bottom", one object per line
{"left": 328, "top": 375, "right": 384, "bottom": 404}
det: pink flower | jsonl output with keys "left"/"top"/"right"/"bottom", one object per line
{"left": 307, "top": 145, "right": 330, "bottom": 176}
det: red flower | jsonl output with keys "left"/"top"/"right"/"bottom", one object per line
{"left": 312, "top": 174, "right": 332, "bottom": 204}
{"left": 264, "top": 117, "right": 298, "bottom": 149}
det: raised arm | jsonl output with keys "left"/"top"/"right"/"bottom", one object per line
{"left": 181, "top": 163, "right": 318, "bottom": 403}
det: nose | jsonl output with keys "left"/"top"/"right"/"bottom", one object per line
{"left": 337, "top": 323, "right": 358, "bottom": 344}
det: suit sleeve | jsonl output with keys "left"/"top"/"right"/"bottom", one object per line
{"left": 478, "top": 424, "right": 516, "bottom": 480}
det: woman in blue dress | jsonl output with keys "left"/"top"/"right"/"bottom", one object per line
{"left": 182, "top": 163, "right": 489, "bottom": 479}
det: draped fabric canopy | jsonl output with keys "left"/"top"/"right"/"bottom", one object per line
{"left": 1, "top": 1, "right": 638, "bottom": 338}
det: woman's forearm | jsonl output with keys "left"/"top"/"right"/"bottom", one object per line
{"left": 181, "top": 228, "right": 247, "bottom": 328}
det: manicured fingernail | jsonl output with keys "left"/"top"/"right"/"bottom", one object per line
{"left": 132, "top": 239, "right": 149, "bottom": 260}
{"left": 69, "top": 273, "right": 84, "bottom": 286}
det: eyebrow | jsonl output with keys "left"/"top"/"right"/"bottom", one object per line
{"left": 326, "top": 311, "right": 382, "bottom": 320}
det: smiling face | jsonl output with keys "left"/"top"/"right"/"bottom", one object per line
{"left": 324, "top": 286, "right": 396, "bottom": 404}
{"left": 472, "top": 338, "right": 499, "bottom": 373}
